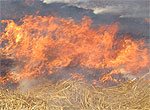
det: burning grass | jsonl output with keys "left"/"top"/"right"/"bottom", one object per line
{"left": 0, "top": 15, "right": 149, "bottom": 84}
{"left": 0, "top": 15, "right": 150, "bottom": 110}
{"left": 0, "top": 78, "right": 150, "bottom": 110}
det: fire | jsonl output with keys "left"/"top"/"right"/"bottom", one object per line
{"left": 69, "top": 73, "right": 83, "bottom": 81}
{"left": 0, "top": 15, "right": 149, "bottom": 85}
{"left": 145, "top": 18, "right": 150, "bottom": 23}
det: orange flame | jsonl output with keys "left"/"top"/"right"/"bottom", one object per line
{"left": 0, "top": 15, "right": 149, "bottom": 84}
{"left": 69, "top": 73, "right": 83, "bottom": 81}
{"left": 145, "top": 18, "right": 150, "bottom": 23}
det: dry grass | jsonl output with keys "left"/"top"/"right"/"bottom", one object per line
{"left": 0, "top": 78, "right": 150, "bottom": 110}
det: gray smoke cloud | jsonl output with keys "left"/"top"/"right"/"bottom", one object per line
{"left": 42, "top": 0, "right": 150, "bottom": 18}
{"left": 42, "top": 0, "right": 89, "bottom": 4}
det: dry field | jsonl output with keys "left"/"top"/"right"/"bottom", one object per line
{"left": 0, "top": 77, "right": 150, "bottom": 110}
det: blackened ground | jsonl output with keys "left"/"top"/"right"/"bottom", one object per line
{"left": 0, "top": 58, "right": 17, "bottom": 77}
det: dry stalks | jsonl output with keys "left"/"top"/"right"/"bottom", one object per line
{"left": 0, "top": 78, "right": 150, "bottom": 110}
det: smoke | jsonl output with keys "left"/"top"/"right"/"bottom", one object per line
{"left": 93, "top": 6, "right": 121, "bottom": 15}
{"left": 42, "top": 0, "right": 150, "bottom": 18}
{"left": 42, "top": 0, "right": 89, "bottom": 4}
{"left": 18, "top": 79, "right": 38, "bottom": 92}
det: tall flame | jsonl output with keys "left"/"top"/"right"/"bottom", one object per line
{"left": 0, "top": 15, "right": 149, "bottom": 84}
